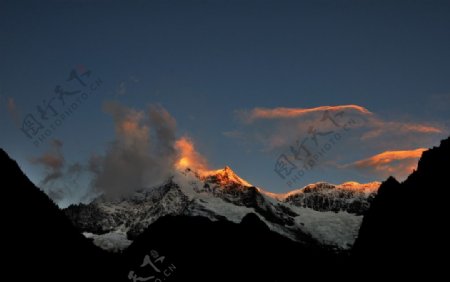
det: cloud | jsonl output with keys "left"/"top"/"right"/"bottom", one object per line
{"left": 29, "top": 139, "right": 93, "bottom": 207}
{"left": 229, "top": 104, "right": 444, "bottom": 151}
{"left": 7, "top": 97, "right": 21, "bottom": 127}
{"left": 401, "top": 124, "right": 442, "bottom": 134}
{"left": 117, "top": 81, "right": 127, "bottom": 96}
{"left": 130, "top": 75, "right": 140, "bottom": 83}
{"left": 7, "top": 97, "right": 14, "bottom": 112}
{"left": 361, "top": 120, "right": 442, "bottom": 140}
{"left": 229, "top": 104, "right": 372, "bottom": 151}
{"left": 89, "top": 102, "right": 179, "bottom": 199}
{"left": 240, "top": 105, "right": 372, "bottom": 123}
{"left": 175, "top": 136, "right": 209, "bottom": 173}
{"left": 30, "top": 139, "right": 65, "bottom": 185}
{"left": 114, "top": 76, "right": 139, "bottom": 97}
{"left": 226, "top": 104, "right": 446, "bottom": 182}
{"left": 348, "top": 148, "right": 426, "bottom": 179}
{"left": 30, "top": 102, "right": 211, "bottom": 205}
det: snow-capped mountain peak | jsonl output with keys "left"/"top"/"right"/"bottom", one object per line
{"left": 201, "top": 166, "right": 253, "bottom": 187}
{"left": 258, "top": 181, "right": 381, "bottom": 201}
{"left": 64, "top": 165, "right": 381, "bottom": 252}
{"left": 338, "top": 181, "right": 380, "bottom": 193}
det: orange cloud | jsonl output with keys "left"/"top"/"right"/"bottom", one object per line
{"left": 93, "top": 102, "right": 180, "bottom": 199}
{"left": 175, "top": 137, "right": 209, "bottom": 173}
{"left": 103, "top": 102, "right": 150, "bottom": 149}
{"left": 7, "top": 97, "right": 16, "bottom": 113}
{"left": 241, "top": 105, "right": 372, "bottom": 123}
{"left": 361, "top": 121, "right": 442, "bottom": 140}
{"left": 350, "top": 148, "right": 427, "bottom": 179}
{"left": 7, "top": 97, "right": 21, "bottom": 126}
{"left": 29, "top": 139, "right": 65, "bottom": 184}
{"left": 402, "top": 124, "right": 442, "bottom": 134}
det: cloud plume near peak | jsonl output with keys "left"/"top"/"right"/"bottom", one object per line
{"left": 30, "top": 101, "right": 211, "bottom": 205}
{"left": 89, "top": 102, "right": 179, "bottom": 199}
{"left": 175, "top": 136, "right": 209, "bottom": 174}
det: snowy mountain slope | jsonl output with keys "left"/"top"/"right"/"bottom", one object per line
{"left": 64, "top": 166, "right": 380, "bottom": 252}
{"left": 282, "top": 181, "right": 380, "bottom": 215}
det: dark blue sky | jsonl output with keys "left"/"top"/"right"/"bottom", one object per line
{"left": 1, "top": 0, "right": 450, "bottom": 205}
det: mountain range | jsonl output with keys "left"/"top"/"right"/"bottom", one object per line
{"left": 64, "top": 166, "right": 380, "bottom": 251}
{"left": 2, "top": 136, "right": 449, "bottom": 281}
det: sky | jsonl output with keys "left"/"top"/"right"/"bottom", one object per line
{"left": 1, "top": 0, "right": 450, "bottom": 207}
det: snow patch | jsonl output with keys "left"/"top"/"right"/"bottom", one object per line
{"left": 291, "top": 206, "right": 363, "bottom": 249}
{"left": 83, "top": 231, "right": 132, "bottom": 252}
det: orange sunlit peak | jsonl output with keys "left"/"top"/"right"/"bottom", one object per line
{"left": 176, "top": 157, "right": 190, "bottom": 169}
{"left": 174, "top": 136, "right": 209, "bottom": 175}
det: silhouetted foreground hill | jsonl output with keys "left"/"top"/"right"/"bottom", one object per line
{"left": 1, "top": 149, "right": 118, "bottom": 282}
{"left": 121, "top": 214, "right": 344, "bottom": 282}
{"left": 353, "top": 137, "right": 450, "bottom": 276}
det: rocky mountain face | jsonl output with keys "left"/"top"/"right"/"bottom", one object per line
{"left": 283, "top": 181, "right": 379, "bottom": 215}
{"left": 64, "top": 166, "right": 380, "bottom": 251}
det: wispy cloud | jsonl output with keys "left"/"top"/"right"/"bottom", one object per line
{"left": 89, "top": 102, "right": 178, "bottom": 199}
{"left": 30, "top": 139, "right": 65, "bottom": 185}
{"left": 347, "top": 148, "right": 426, "bottom": 179}
{"left": 361, "top": 120, "right": 442, "bottom": 140}
{"left": 117, "top": 81, "right": 127, "bottom": 96}
{"left": 230, "top": 104, "right": 444, "bottom": 150}
{"left": 175, "top": 136, "right": 209, "bottom": 173}
{"left": 114, "top": 75, "right": 140, "bottom": 97}
{"left": 229, "top": 104, "right": 374, "bottom": 151}
{"left": 29, "top": 139, "right": 92, "bottom": 206}
{"left": 7, "top": 97, "right": 21, "bottom": 127}
{"left": 240, "top": 105, "right": 372, "bottom": 123}
{"left": 30, "top": 101, "right": 211, "bottom": 206}
{"left": 226, "top": 104, "right": 445, "bottom": 181}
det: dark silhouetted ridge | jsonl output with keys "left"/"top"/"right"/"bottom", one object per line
{"left": 1, "top": 149, "right": 118, "bottom": 282}
{"left": 122, "top": 213, "right": 344, "bottom": 282}
{"left": 353, "top": 137, "right": 450, "bottom": 277}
